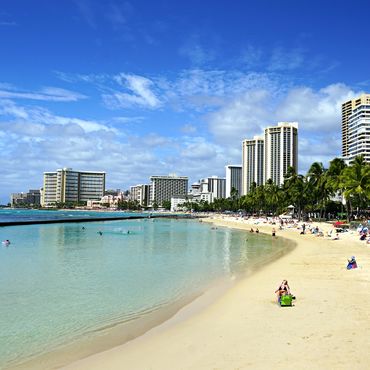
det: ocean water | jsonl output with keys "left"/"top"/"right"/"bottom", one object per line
{"left": 0, "top": 215, "right": 292, "bottom": 369}
{"left": 0, "top": 208, "right": 153, "bottom": 223}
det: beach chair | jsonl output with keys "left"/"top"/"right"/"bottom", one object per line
{"left": 279, "top": 294, "right": 293, "bottom": 307}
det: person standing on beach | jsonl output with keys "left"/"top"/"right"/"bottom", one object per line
{"left": 272, "top": 228, "right": 276, "bottom": 237}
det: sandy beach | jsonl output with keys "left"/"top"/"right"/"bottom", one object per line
{"left": 62, "top": 216, "right": 370, "bottom": 370}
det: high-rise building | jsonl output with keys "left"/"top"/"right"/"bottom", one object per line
{"left": 342, "top": 94, "right": 370, "bottom": 162}
{"left": 41, "top": 168, "right": 105, "bottom": 206}
{"left": 264, "top": 122, "right": 298, "bottom": 186}
{"left": 241, "top": 136, "right": 264, "bottom": 194}
{"left": 225, "top": 165, "right": 242, "bottom": 198}
{"left": 198, "top": 176, "right": 226, "bottom": 200}
{"left": 150, "top": 175, "right": 188, "bottom": 206}
{"left": 342, "top": 94, "right": 370, "bottom": 158}
{"left": 130, "top": 184, "right": 151, "bottom": 207}
{"left": 207, "top": 176, "right": 226, "bottom": 199}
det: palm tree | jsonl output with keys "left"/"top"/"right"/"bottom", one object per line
{"left": 340, "top": 155, "right": 370, "bottom": 220}
{"left": 264, "top": 179, "right": 281, "bottom": 215}
{"left": 283, "top": 167, "right": 307, "bottom": 220}
{"left": 307, "top": 162, "right": 328, "bottom": 219}
{"left": 326, "top": 157, "right": 347, "bottom": 218}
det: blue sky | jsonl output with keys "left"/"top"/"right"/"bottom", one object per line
{"left": 0, "top": 0, "right": 369, "bottom": 203}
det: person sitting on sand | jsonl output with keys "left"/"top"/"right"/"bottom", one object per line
{"left": 256, "top": 228, "right": 259, "bottom": 233}
{"left": 250, "top": 228, "right": 254, "bottom": 233}
{"left": 347, "top": 256, "right": 357, "bottom": 269}
{"left": 275, "top": 280, "right": 291, "bottom": 300}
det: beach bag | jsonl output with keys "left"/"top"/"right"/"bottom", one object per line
{"left": 280, "top": 294, "right": 292, "bottom": 306}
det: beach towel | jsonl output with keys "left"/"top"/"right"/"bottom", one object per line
{"left": 280, "top": 295, "right": 293, "bottom": 306}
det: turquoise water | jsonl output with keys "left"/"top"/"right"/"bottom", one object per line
{"left": 0, "top": 217, "right": 290, "bottom": 368}
{"left": 0, "top": 208, "right": 158, "bottom": 223}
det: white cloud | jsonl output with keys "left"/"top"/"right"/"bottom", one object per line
{"left": 103, "top": 73, "right": 161, "bottom": 109}
{"left": 0, "top": 85, "right": 87, "bottom": 102}
{"left": 206, "top": 89, "right": 274, "bottom": 143}
{"left": 276, "top": 83, "right": 361, "bottom": 132}
{"left": 1, "top": 66, "right": 359, "bottom": 204}
{"left": 0, "top": 99, "right": 114, "bottom": 134}
{"left": 204, "top": 82, "right": 360, "bottom": 175}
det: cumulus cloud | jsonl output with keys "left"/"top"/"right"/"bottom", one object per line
{"left": 276, "top": 83, "right": 361, "bottom": 132}
{"left": 205, "top": 82, "right": 359, "bottom": 173}
{"left": 206, "top": 89, "right": 274, "bottom": 143}
{"left": 1, "top": 64, "right": 359, "bottom": 203}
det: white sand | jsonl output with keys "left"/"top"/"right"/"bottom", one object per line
{"left": 62, "top": 217, "right": 370, "bottom": 370}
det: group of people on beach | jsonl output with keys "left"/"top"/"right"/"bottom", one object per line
{"left": 250, "top": 227, "right": 277, "bottom": 237}
{"left": 357, "top": 224, "right": 370, "bottom": 243}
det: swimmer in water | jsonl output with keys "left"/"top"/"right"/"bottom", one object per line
{"left": 98, "top": 231, "right": 103, "bottom": 236}
{"left": 2, "top": 240, "right": 10, "bottom": 246}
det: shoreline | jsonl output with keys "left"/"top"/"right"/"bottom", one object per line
{"left": 61, "top": 216, "right": 370, "bottom": 370}
{"left": 6, "top": 221, "right": 295, "bottom": 370}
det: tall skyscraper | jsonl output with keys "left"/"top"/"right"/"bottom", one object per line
{"left": 342, "top": 94, "right": 370, "bottom": 158}
{"left": 225, "top": 165, "right": 242, "bottom": 198}
{"left": 342, "top": 94, "right": 370, "bottom": 162}
{"left": 241, "top": 136, "right": 264, "bottom": 194}
{"left": 264, "top": 122, "right": 298, "bottom": 186}
{"left": 42, "top": 168, "right": 105, "bottom": 206}
{"left": 150, "top": 175, "right": 188, "bottom": 206}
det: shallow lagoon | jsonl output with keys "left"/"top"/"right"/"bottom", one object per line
{"left": 0, "top": 217, "right": 292, "bottom": 368}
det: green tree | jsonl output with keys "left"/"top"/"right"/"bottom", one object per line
{"left": 162, "top": 200, "right": 171, "bottom": 210}
{"left": 340, "top": 155, "right": 370, "bottom": 220}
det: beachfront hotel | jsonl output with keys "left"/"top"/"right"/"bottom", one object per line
{"left": 342, "top": 94, "right": 370, "bottom": 158}
{"left": 41, "top": 168, "right": 105, "bottom": 206}
{"left": 225, "top": 165, "right": 242, "bottom": 198}
{"left": 342, "top": 94, "right": 370, "bottom": 163}
{"left": 242, "top": 122, "right": 298, "bottom": 193}
{"left": 264, "top": 122, "right": 298, "bottom": 186}
{"left": 242, "top": 136, "right": 264, "bottom": 194}
{"left": 130, "top": 184, "right": 151, "bottom": 207}
{"left": 149, "top": 175, "right": 188, "bottom": 206}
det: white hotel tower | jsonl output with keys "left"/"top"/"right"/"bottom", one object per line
{"left": 264, "top": 122, "right": 298, "bottom": 186}
{"left": 242, "top": 122, "right": 298, "bottom": 194}
{"left": 241, "top": 136, "right": 264, "bottom": 194}
{"left": 42, "top": 168, "right": 105, "bottom": 206}
{"left": 342, "top": 94, "right": 370, "bottom": 163}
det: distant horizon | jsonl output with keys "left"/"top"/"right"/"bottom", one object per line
{"left": 1, "top": 0, "right": 369, "bottom": 203}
